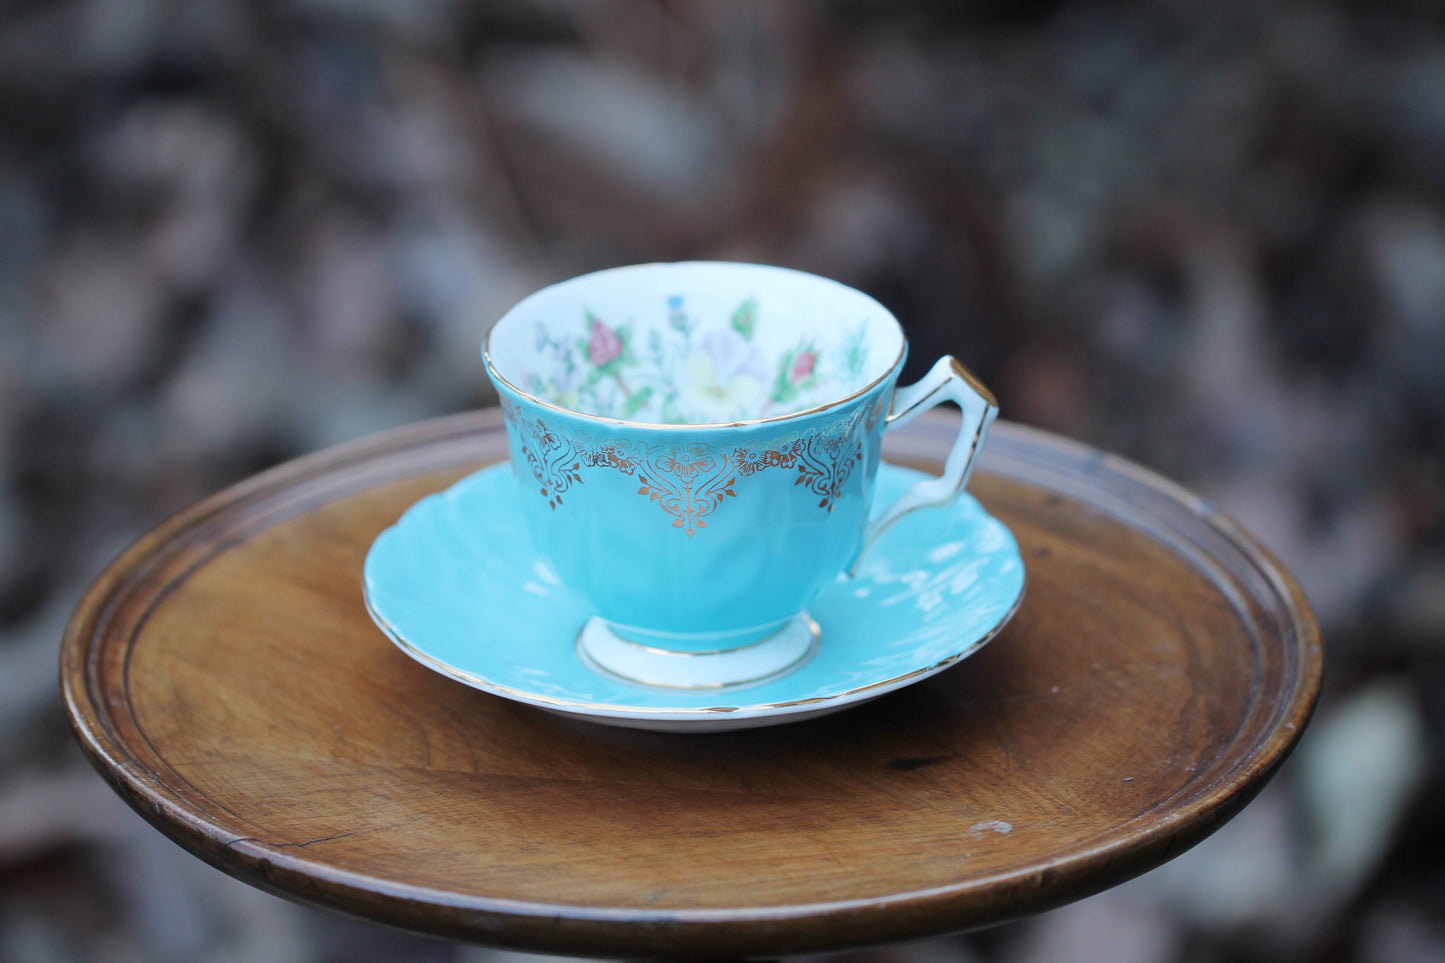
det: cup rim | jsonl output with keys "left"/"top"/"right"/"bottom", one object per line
{"left": 482, "top": 261, "right": 908, "bottom": 431}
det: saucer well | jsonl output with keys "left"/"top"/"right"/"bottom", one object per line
{"left": 363, "top": 462, "right": 1025, "bottom": 732}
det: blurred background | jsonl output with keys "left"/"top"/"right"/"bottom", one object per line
{"left": 1, "top": 0, "right": 1443, "bottom": 961}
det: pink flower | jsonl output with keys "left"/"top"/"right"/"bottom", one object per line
{"left": 790, "top": 350, "right": 816, "bottom": 384}
{"left": 587, "top": 317, "right": 622, "bottom": 366}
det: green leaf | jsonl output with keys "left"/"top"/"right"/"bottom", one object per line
{"left": 622, "top": 386, "right": 654, "bottom": 418}
{"left": 771, "top": 349, "right": 798, "bottom": 404}
{"left": 731, "top": 296, "right": 758, "bottom": 340}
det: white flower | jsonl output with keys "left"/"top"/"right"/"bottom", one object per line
{"left": 679, "top": 328, "right": 768, "bottom": 420}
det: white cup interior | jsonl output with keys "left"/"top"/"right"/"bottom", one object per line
{"left": 486, "top": 262, "right": 904, "bottom": 426}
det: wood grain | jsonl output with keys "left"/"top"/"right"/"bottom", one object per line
{"left": 61, "top": 411, "right": 1321, "bottom": 960}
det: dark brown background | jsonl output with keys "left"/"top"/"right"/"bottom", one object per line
{"left": 1, "top": 2, "right": 1442, "bottom": 962}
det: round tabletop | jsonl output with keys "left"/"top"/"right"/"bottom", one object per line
{"left": 62, "top": 410, "right": 1321, "bottom": 960}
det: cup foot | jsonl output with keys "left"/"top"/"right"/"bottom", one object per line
{"left": 576, "top": 614, "right": 820, "bottom": 689}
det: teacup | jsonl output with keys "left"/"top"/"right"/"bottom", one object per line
{"left": 484, "top": 262, "right": 998, "bottom": 688}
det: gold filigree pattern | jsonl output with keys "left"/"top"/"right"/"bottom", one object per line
{"left": 510, "top": 409, "right": 583, "bottom": 509}
{"left": 501, "top": 397, "right": 883, "bottom": 536}
{"left": 732, "top": 434, "right": 862, "bottom": 512}
{"left": 635, "top": 445, "right": 737, "bottom": 537}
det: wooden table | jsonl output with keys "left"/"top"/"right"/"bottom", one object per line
{"left": 62, "top": 411, "right": 1320, "bottom": 960}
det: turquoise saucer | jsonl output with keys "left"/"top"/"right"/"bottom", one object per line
{"left": 363, "top": 463, "right": 1025, "bottom": 732}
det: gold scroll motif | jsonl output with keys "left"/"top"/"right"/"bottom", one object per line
{"left": 502, "top": 397, "right": 886, "bottom": 537}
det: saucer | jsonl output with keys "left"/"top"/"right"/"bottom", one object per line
{"left": 363, "top": 462, "right": 1025, "bottom": 732}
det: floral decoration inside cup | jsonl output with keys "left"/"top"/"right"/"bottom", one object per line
{"left": 513, "top": 287, "right": 878, "bottom": 425}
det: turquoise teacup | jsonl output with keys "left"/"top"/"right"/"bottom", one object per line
{"left": 484, "top": 262, "right": 998, "bottom": 688}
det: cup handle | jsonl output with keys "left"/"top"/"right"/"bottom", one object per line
{"left": 860, "top": 356, "right": 999, "bottom": 559}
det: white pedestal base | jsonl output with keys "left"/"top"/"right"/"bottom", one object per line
{"left": 576, "top": 614, "right": 820, "bottom": 689}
